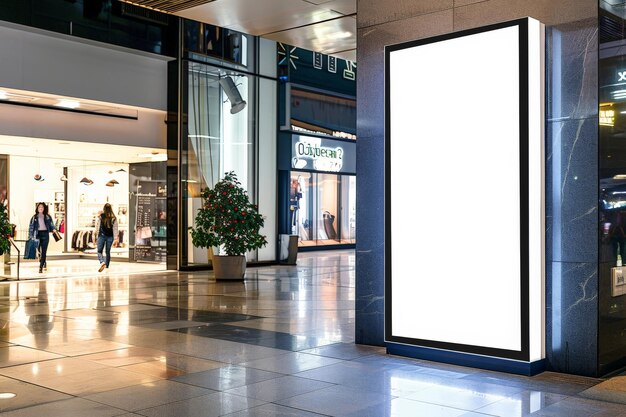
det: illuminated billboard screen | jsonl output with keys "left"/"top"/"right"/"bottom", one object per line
{"left": 385, "top": 18, "right": 544, "bottom": 362}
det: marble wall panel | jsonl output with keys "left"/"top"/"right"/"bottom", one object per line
{"left": 357, "top": 0, "right": 452, "bottom": 29}
{"left": 454, "top": 0, "right": 596, "bottom": 30}
{"left": 546, "top": 261, "right": 598, "bottom": 375}
{"left": 545, "top": 117, "right": 599, "bottom": 264}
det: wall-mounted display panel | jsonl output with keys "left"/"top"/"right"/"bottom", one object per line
{"left": 385, "top": 18, "right": 545, "bottom": 367}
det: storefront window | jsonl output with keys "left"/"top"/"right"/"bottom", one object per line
{"left": 182, "top": 61, "right": 257, "bottom": 265}
{"left": 292, "top": 171, "right": 355, "bottom": 246}
{"left": 600, "top": 0, "right": 626, "bottom": 374}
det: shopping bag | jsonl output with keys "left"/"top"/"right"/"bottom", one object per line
{"left": 24, "top": 238, "right": 38, "bottom": 260}
{"left": 52, "top": 230, "right": 62, "bottom": 242}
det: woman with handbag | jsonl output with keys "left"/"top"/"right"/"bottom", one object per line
{"left": 28, "top": 202, "right": 58, "bottom": 273}
{"left": 93, "top": 203, "right": 119, "bottom": 272}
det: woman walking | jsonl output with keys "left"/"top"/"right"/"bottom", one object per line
{"left": 28, "top": 203, "right": 57, "bottom": 273}
{"left": 94, "top": 203, "right": 118, "bottom": 272}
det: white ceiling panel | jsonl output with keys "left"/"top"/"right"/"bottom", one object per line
{"left": 177, "top": 0, "right": 342, "bottom": 35}
{"left": 122, "top": 0, "right": 357, "bottom": 59}
{"left": 173, "top": 0, "right": 356, "bottom": 58}
{"left": 263, "top": 15, "right": 356, "bottom": 58}
{"left": 322, "top": 0, "right": 356, "bottom": 15}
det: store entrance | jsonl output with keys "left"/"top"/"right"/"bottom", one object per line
{"left": 0, "top": 137, "right": 168, "bottom": 279}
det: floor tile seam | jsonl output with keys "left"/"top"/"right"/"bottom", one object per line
{"left": 0, "top": 373, "right": 80, "bottom": 399}
{"left": 0, "top": 352, "right": 69, "bottom": 371}
{"left": 263, "top": 401, "right": 334, "bottom": 417}
{"left": 397, "top": 394, "right": 500, "bottom": 413}
{"left": 43, "top": 342, "right": 133, "bottom": 357}
{"left": 0, "top": 395, "right": 108, "bottom": 415}
{"left": 80, "top": 382, "right": 219, "bottom": 412}
{"left": 132, "top": 389, "right": 268, "bottom": 415}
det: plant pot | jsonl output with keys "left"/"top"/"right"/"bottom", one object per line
{"left": 212, "top": 255, "right": 246, "bottom": 280}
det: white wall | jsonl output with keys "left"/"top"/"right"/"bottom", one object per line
{"left": 257, "top": 78, "right": 277, "bottom": 261}
{"left": 0, "top": 22, "right": 170, "bottom": 111}
{"left": 9, "top": 156, "right": 64, "bottom": 253}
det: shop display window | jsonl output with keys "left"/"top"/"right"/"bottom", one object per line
{"left": 600, "top": 1, "right": 626, "bottom": 373}
{"left": 182, "top": 61, "right": 257, "bottom": 266}
{"left": 292, "top": 171, "right": 355, "bottom": 247}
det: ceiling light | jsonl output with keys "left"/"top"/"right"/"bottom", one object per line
{"left": 137, "top": 153, "right": 167, "bottom": 161}
{"left": 60, "top": 175, "right": 68, "bottom": 181}
{"left": 329, "top": 31, "right": 352, "bottom": 40}
{"left": 56, "top": 99, "right": 80, "bottom": 109}
{"left": 33, "top": 174, "right": 44, "bottom": 182}
{"left": 80, "top": 177, "right": 93, "bottom": 185}
{"left": 0, "top": 393, "right": 16, "bottom": 399}
{"left": 116, "top": 168, "right": 127, "bottom": 173}
{"left": 0, "top": 91, "right": 6, "bottom": 100}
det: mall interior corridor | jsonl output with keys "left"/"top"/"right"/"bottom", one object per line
{"left": 0, "top": 250, "right": 620, "bottom": 416}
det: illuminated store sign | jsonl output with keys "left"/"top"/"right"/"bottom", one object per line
{"left": 385, "top": 18, "right": 545, "bottom": 373}
{"left": 600, "top": 108, "right": 615, "bottom": 127}
{"left": 291, "top": 135, "right": 356, "bottom": 174}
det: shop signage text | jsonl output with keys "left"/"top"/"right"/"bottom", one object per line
{"left": 293, "top": 141, "right": 343, "bottom": 172}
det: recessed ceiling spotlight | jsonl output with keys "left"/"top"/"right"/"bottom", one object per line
{"left": 56, "top": 99, "right": 80, "bottom": 109}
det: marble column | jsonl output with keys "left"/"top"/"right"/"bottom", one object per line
{"left": 356, "top": 0, "right": 598, "bottom": 376}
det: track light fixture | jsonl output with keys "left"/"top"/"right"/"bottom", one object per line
{"left": 219, "top": 76, "right": 247, "bottom": 114}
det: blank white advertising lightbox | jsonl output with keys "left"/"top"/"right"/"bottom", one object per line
{"left": 385, "top": 18, "right": 544, "bottom": 362}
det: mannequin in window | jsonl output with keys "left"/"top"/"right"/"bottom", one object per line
{"left": 289, "top": 177, "right": 302, "bottom": 233}
{"left": 610, "top": 211, "right": 626, "bottom": 264}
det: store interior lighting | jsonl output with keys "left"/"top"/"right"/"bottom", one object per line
{"left": 55, "top": 99, "right": 80, "bottom": 109}
{"left": 219, "top": 76, "right": 247, "bottom": 114}
{"left": 80, "top": 177, "right": 93, "bottom": 185}
{"left": 0, "top": 87, "right": 138, "bottom": 119}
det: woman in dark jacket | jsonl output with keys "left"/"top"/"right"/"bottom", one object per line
{"left": 28, "top": 202, "right": 57, "bottom": 273}
{"left": 93, "top": 203, "right": 118, "bottom": 272}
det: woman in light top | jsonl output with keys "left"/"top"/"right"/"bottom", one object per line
{"left": 94, "top": 203, "right": 119, "bottom": 272}
{"left": 28, "top": 203, "right": 57, "bottom": 273}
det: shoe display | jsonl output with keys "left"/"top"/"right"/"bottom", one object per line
{"left": 98, "top": 263, "right": 106, "bottom": 272}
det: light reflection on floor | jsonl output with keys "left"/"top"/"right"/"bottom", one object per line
{"left": 0, "top": 250, "right": 616, "bottom": 416}
{"left": 0, "top": 258, "right": 166, "bottom": 280}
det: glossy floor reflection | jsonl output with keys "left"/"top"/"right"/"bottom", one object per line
{"left": 0, "top": 250, "right": 619, "bottom": 416}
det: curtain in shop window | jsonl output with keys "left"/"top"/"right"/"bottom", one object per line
{"left": 188, "top": 65, "right": 221, "bottom": 188}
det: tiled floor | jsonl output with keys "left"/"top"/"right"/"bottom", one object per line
{"left": 0, "top": 250, "right": 621, "bottom": 416}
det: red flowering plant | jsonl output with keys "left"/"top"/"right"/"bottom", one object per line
{"left": 190, "top": 171, "right": 267, "bottom": 256}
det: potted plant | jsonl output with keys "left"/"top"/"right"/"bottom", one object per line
{"left": 190, "top": 171, "right": 267, "bottom": 279}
